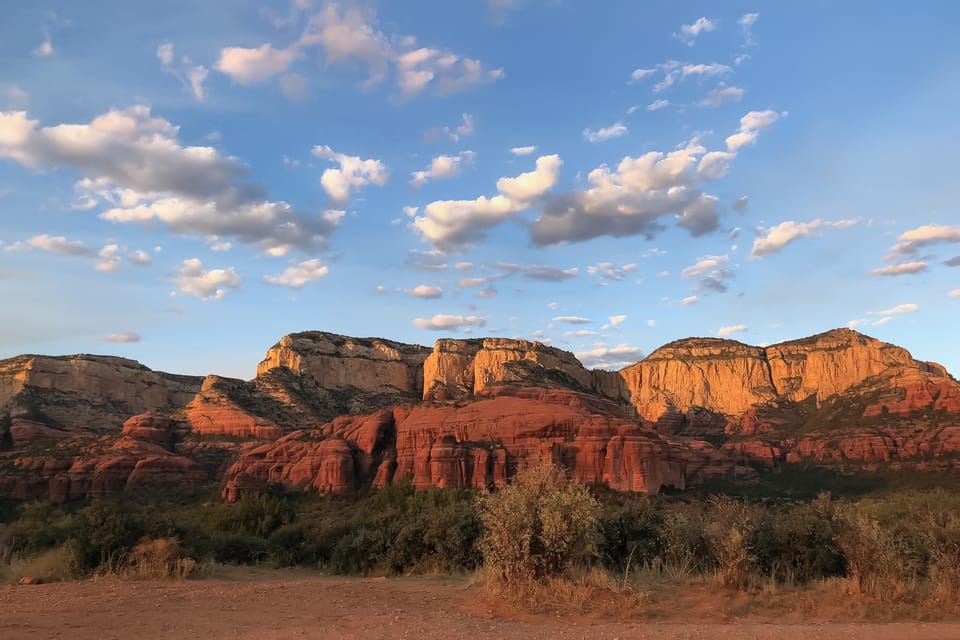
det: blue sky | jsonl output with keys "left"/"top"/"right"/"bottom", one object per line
{"left": 1, "top": 1, "right": 959, "bottom": 379}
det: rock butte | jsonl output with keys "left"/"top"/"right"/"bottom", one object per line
{"left": 0, "top": 328, "right": 958, "bottom": 502}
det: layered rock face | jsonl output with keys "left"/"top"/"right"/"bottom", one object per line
{"left": 422, "top": 339, "right": 594, "bottom": 400}
{"left": 0, "top": 354, "right": 202, "bottom": 437}
{"left": 618, "top": 328, "right": 958, "bottom": 423}
{"left": 222, "top": 389, "right": 688, "bottom": 500}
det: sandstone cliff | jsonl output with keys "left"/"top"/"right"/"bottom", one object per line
{"left": 0, "top": 354, "right": 202, "bottom": 441}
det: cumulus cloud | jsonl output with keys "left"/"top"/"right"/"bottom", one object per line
{"left": 517, "top": 264, "right": 578, "bottom": 281}
{"left": 726, "top": 110, "right": 782, "bottom": 152}
{"left": 576, "top": 343, "right": 644, "bottom": 370}
{"left": 264, "top": 258, "right": 329, "bottom": 289}
{"left": 751, "top": 218, "right": 858, "bottom": 258}
{"left": 0, "top": 106, "right": 341, "bottom": 256}
{"left": 33, "top": 39, "right": 54, "bottom": 57}
{"left": 127, "top": 250, "right": 152, "bottom": 267}
{"left": 717, "top": 324, "right": 748, "bottom": 337}
{"left": 510, "top": 145, "right": 537, "bottom": 156}
{"left": 23, "top": 234, "right": 94, "bottom": 256}
{"left": 216, "top": 44, "right": 300, "bottom": 85}
{"left": 406, "top": 284, "right": 443, "bottom": 298}
{"left": 410, "top": 150, "right": 475, "bottom": 188}
{"left": 646, "top": 99, "right": 670, "bottom": 111}
{"left": 95, "top": 244, "right": 121, "bottom": 272}
{"left": 950, "top": 289, "right": 960, "bottom": 298}
{"left": 414, "top": 111, "right": 776, "bottom": 250}
{"left": 405, "top": 249, "right": 448, "bottom": 271}
{"left": 608, "top": 315, "right": 627, "bottom": 327}
{"left": 265, "top": 5, "right": 504, "bottom": 97}
{"left": 682, "top": 296, "right": 698, "bottom": 306}
{"left": 413, "top": 314, "right": 485, "bottom": 331}
{"left": 676, "top": 17, "right": 718, "bottom": 45}
{"left": 583, "top": 122, "right": 628, "bottom": 143}
{"left": 553, "top": 315, "right": 592, "bottom": 324}
{"left": 412, "top": 154, "right": 561, "bottom": 251}
{"left": 870, "top": 261, "right": 928, "bottom": 277}
{"left": 158, "top": 43, "right": 209, "bottom": 101}
{"left": 889, "top": 224, "right": 960, "bottom": 255}
{"left": 99, "top": 332, "right": 142, "bottom": 344}
{"left": 702, "top": 85, "right": 744, "bottom": 107}
{"left": 312, "top": 145, "right": 388, "bottom": 202}
{"left": 425, "top": 113, "right": 474, "bottom": 142}
{"left": 173, "top": 258, "right": 241, "bottom": 300}
{"left": 682, "top": 254, "right": 733, "bottom": 293}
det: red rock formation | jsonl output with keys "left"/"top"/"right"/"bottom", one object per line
{"left": 0, "top": 436, "right": 205, "bottom": 503}
{"left": 121, "top": 413, "right": 177, "bottom": 448}
{"left": 183, "top": 376, "right": 284, "bottom": 439}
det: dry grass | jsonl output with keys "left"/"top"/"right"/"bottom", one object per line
{"left": 2, "top": 541, "right": 81, "bottom": 584}
{"left": 122, "top": 538, "right": 207, "bottom": 579}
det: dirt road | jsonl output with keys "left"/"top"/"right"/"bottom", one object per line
{"left": 1, "top": 570, "right": 959, "bottom": 640}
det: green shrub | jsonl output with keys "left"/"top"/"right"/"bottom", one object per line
{"left": 478, "top": 464, "right": 599, "bottom": 583}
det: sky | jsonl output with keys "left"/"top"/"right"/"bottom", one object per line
{"left": 1, "top": 1, "right": 959, "bottom": 379}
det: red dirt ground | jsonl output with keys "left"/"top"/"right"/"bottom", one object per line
{"left": 2, "top": 570, "right": 959, "bottom": 640}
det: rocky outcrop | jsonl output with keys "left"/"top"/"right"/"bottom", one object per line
{"left": 0, "top": 354, "right": 202, "bottom": 437}
{"left": 223, "top": 388, "right": 689, "bottom": 500}
{"left": 0, "top": 437, "right": 206, "bottom": 503}
{"left": 257, "top": 332, "right": 430, "bottom": 397}
{"left": 182, "top": 376, "right": 284, "bottom": 439}
{"left": 422, "top": 338, "right": 595, "bottom": 400}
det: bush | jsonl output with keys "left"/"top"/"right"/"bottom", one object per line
{"left": 3, "top": 541, "right": 81, "bottom": 584}
{"left": 703, "top": 497, "right": 758, "bottom": 590}
{"left": 478, "top": 464, "right": 599, "bottom": 583}
{"left": 124, "top": 538, "right": 202, "bottom": 579}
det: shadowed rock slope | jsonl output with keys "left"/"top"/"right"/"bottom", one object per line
{"left": 1, "top": 328, "right": 958, "bottom": 502}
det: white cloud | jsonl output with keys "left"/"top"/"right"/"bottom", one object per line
{"left": 510, "top": 145, "right": 537, "bottom": 156}
{"left": 216, "top": 44, "right": 300, "bottom": 85}
{"left": 717, "top": 324, "right": 748, "bottom": 337}
{"left": 682, "top": 296, "right": 698, "bottom": 306}
{"left": 413, "top": 314, "right": 486, "bottom": 331}
{"left": 682, "top": 254, "right": 728, "bottom": 278}
{"left": 738, "top": 13, "right": 760, "bottom": 28}
{"left": 99, "top": 332, "right": 142, "bottom": 344}
{"left": 646, "top": 99, "right": 670, "bottom": 111}
{"left": 293, "top": 5, "right": 502, "bottom": 96}
{"left": 95, "top": 244, "right": 121, "bottom": 272}
{"left": 33, "top": 39, "right": 54, "bottom": 57}
{"left": 413, "top": 154, "right": 561, "bottom": 251}
{"left": 630, "top": 68, "right": 657, "bottom": 82}
{"left": 173, "top": 258, "right": 242, "bottom": 300}
{"left": 703, "top": 86, "right": 744, "bottom": 108}
{"left": 677, "top": 17, "right": 718, "bottom": 45}
{"left": 128, "top": 250, "right": 152, "bottom": 267}
{"left": 949, "top": 289, "right": 960, "bottom": 298}
{"left": 264, "top": 258, "right": 329, "bottom": 289}
{"left": 410, "top": 150, "right": 475, "bottom": 188}
{"left": 890, "top": 224, "right": 960, "bottom": 254}
{"left": 576, "top": 343, "right": 644, "bottom": 370}
{"left": 726, "top": 110, "right": 781, "bottom": 152}
{"left": 868, "top": 303, "right": 919, "bottom": 316}
{"left": 552, "top": 315, "right": 592, "bottom": 324}
{"left": 870, "top": 261, "right": 928, "bottom": 277}
{"left": 608, "top": 315, "right": 627, "bottom": 327}
{"left": 682, "top": 254, "right": 733, "bottom": 293}
{"left": 0, "top": 106, "right": 340, "bottom": 255}
{"left": 583, "top": 122, "right": 628, "bottom": 143}
{"left": 751, "top": 218, "right": 858, "bottom": 258}
{"left": 24, "top": 234, "right": 93, "bottom": 256}
{"left": 426, "top": 113, "right": 475, "bottom": 142}
{"left": 312, "top": 145, "right": 388, "bottom": 202}
{"left": 158, "top": 43, "right": 208, "bottom": 102}
{"left": 586, "top": 262, "right": 639, "bottom": 281}
{"left": 406, "top": 284, "right": 443, "bottom": 298}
